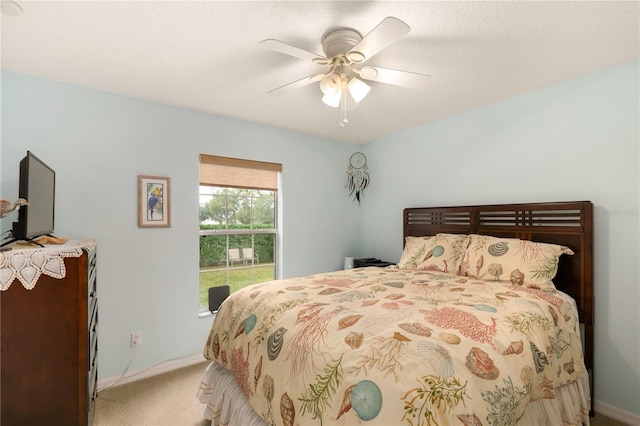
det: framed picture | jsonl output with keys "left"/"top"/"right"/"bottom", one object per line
{"left": 138, "top": 175, "right": 171, "bottom": 228}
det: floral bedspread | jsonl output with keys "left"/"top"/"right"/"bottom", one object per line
{"left": 203, "top": 267, "right": 586, "bottom": 426}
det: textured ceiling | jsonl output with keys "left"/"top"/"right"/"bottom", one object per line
{"left": 2, "top": 1, "right": 638, "bottom": 144}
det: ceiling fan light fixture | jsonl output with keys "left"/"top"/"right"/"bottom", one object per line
{"left": 348, "top": 77, "right": 370, "bottom": 103}
{"left": 322, "top": 91, "right": 341, "bottom": 108}
{"left": 260, "top": 17, "right": 427, "bottom": 126}
{"left": 320, "top": 74, "right": 340, "bottom": 95}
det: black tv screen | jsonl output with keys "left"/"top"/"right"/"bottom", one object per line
{"left": 12, "top": 151, "right": 56, "bottom": 241}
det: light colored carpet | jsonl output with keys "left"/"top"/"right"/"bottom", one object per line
{"left": 94, "top": 361, "right": 210, "bottom": 426}
{"left": 94, "top": 361, "right": 629, "bottom": 426}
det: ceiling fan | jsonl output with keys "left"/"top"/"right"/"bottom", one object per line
{"left": 260, "top": 17, "right": 430, "bottom": 126}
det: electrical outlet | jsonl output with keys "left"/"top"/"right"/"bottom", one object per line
{"left": 131, "top": 331, "right": 142, "bottom": 347}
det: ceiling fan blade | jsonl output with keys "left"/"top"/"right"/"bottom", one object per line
{"left": 347, "top": 17, "right": 410, "bottom": 63}
{"left": 358, "top": 66, "right": 431, "bottom": 90}
{"left": 267, "top": 74, "right": 322, "bottom": 95}
{"left": 259, "top": 39, "right": 327, "bottom": 62}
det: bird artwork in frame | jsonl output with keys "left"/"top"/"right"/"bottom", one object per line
{"left": 138, "top": 175, "right": 171, "bottom": 228}
{"left": 346, "top": 152, "right": 369, "bottom": 203}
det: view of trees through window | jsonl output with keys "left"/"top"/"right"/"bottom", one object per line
{"left": 199, "top": 186, "right": 276, "bottom": 312}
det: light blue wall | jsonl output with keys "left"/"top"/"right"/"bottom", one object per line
{"left": 359, "top": 60, "right": 640, "bottom": 417}
{"left": 0, "top": 71, "right": 360, "bottom": 382}
{"left": 1, "top": 60, "right": 638, "bottom": 418}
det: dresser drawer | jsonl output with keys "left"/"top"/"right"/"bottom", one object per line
{"left": 87, "top": 248, "right": 97, "bottom": 317}
{"left": 87, "top": 336, "right": 98, "bottom": 419}
{"left": 89, "top": 302, "right": 98, "bottom": 359}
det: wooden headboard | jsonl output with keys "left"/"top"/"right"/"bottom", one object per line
{"left": 403, "top": 200, "right": 594, "bottom": 400}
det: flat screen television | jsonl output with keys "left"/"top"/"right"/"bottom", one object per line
{"left": 8, "top": 151, "right": 56, "bottom": 245}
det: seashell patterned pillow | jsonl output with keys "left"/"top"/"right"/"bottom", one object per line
{"left": 412, "top": 233, "right": 471, "bottom": 274}
{"left": 397, "top": 236, "right": 434, "bottom": 269}
{"left": 461, "top": 234, "right": 574, "bottom": 290}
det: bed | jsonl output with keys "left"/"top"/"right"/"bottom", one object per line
{"left": 198, "top": 201, "right": 593, "bottom": 425}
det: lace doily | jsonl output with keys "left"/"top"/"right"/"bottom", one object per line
{"left": 0, "top": 239, "right": 96, "bottom": 291}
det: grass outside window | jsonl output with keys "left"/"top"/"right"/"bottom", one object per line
{"left": 199, "top": 264, "right": 275, "bottom": 309}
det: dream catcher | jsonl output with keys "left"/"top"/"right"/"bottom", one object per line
{"left": 346, "top": 152, "right": 369, "bottom": 203}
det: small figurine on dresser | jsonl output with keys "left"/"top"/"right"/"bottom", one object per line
{"left": 0, "top": 198, "right": 28, "bottom": 217}
{"left": 1, "top": 199, "right": 29, "bottom": 251}
{"left": 1, "top": 198, "right": 67, "bottom": 249}
{"left": 34, "top": 235, "right": 68, "bottom": 245}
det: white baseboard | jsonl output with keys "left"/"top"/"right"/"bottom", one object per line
{"left": 97, "top": 353, "right": 207, "bottom": 392}
{"left": 595, "top": 399, "right": 640, "bottom": 425}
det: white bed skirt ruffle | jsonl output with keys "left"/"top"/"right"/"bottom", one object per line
{"left": 518, "top": 372, "right": 591, "bottom": 426}
{"left": 197, "top": 361, "right": 591, "bottom": 426}
{"left": 197, "top": 361, "right": 265, "bottom": 426}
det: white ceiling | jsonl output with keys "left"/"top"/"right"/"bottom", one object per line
{"left": 2, "top": 1, "right": 638, "bottom": 144}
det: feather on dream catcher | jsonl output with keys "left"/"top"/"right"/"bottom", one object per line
{"left": 346, "top": 152, "right": 369, "bottom": 203}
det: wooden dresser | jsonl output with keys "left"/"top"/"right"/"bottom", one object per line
{"left": 0, "top": 241, "right": 97, "bottom": 426}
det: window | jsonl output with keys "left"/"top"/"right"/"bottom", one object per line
{"left": 198, "top": 155, "right": 281, "bottom": 314}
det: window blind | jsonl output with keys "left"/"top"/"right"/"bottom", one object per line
{"left": 199, "top": 154, "right": 282, "bottom": 191}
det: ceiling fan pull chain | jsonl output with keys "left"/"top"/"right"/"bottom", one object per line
{"left": 339, "top": 81, "right": 348, "bottom": 127}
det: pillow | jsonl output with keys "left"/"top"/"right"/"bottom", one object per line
{"left": 413, "top": 233, "right": 471, "bottom": 274}
{"left": 397, "top": 236, "right": 434, "bottom": 269}
{"left": 462, "top": 234, "right": 574, "bottom": 290}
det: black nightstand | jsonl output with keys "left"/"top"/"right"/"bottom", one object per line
{"left": 354, "top": 258, "right": 395, "bottom": 268}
